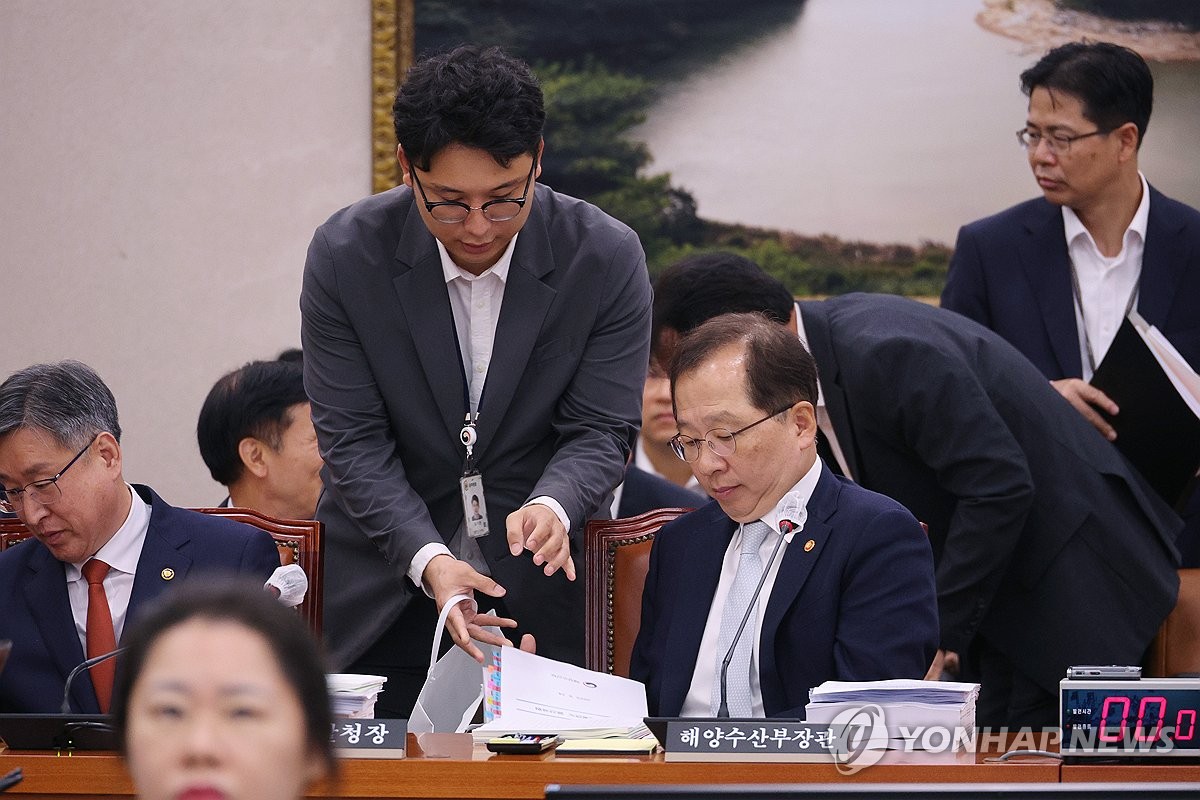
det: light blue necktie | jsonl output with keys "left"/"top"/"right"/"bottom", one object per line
{"left": 710, "top": 520, "right": 772, "bottom": 716}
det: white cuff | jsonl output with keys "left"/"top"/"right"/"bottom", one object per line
{"left": 408, "top": 542, "right": 454, "bottom": 598}
{"left": 526, "top": 496, "right": 571, "bottom": 533}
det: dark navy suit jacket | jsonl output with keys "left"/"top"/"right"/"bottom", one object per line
{"left": 941, "top": 186, "right": 1200, "bottom": 564}
{"left": 616, "top": 465, "right": 704, "bottom": 518}
{"left": 629, "top": 466, "right": 939, "bottom": 718}
{"left": 0, "top": 484, "right": 280, "bottom": 713}
{"left": 941, "top": 186, "right": 1200, "bottom": 379}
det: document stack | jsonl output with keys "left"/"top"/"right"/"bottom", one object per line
{"left": 327, "top": 673, "right": 388, "bottom": 718}
{"left": 805, "top": 679, "right": 980, "bottom": 752}
{"left": 470, "top": 647, "right": 651, "bottom": 740}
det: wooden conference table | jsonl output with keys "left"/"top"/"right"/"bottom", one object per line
{"left": 4, "top": 732, "right": 1199, "bottom": 799}
{"left": 7, "top": 734, "right": 1060, "bottom": 800}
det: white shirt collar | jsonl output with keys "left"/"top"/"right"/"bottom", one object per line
{"left": 437, "top": 233, "right": 519, "bottom": 284}
{"left": 792, "top": 301, "right": 827, "bottom": 410}
{"left": 1062, "top": 172, "right": 1150, "bottom": 251}
{"left": 756, "top": 456, "right": 822, "bottom": 542}
{"left": 64, "top": 483, "right": 150, "bottom": 578}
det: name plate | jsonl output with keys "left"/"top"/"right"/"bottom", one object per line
{"left": 664, "top": 720, "right": 844, "bottom": 762}
{"left": 330, "top": 718, "right": 407, "bottom": 759}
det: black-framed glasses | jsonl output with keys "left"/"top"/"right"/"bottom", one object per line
{"left": 411, "top": 158, "right": 536, "bottom": 224}
{"left": 669, "top": 403, "right": 796, "bottom": 463}
{"left": 1016, "top": 127, "right": 1111, "bottom": 155}
{"left": 0, "top": 435, "right": 98, "bottom": 513}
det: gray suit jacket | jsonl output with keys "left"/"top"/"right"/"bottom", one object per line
{"left": 301, "top": 183, "right": 651, "bottom": 666}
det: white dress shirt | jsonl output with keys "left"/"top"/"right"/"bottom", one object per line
{"left": 680, "top": 457, "right": 823, "bottom": 717}
{"left": 1063, "top": 172, "right": 1150, "bottom": 380}
{"left": 794, "top": 304, "right": 853, "bottom": 479}
{"left": 406, "top": 234, "right": 572, "bottom": 588}
{"left": 64, "top": 484, "right": 149, "bottom": 653}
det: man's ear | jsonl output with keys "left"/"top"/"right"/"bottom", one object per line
{"left": 1115, "top": 121, "right": 1140, "bottom": 163}
{"left": 397, "top": 145, "right": 413, "bottom": 187}
{"left": 237, "top": 437, "right": 269, "bottom": 479}
{"left": 793, "top": 401, "right": 818, "bottom": 449}
{"left": 93, "top": 432, "right": 123, "bottom": 476}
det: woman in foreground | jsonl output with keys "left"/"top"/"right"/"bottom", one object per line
{"left": 111, "top": 580, "right": 335, "bottom": 800}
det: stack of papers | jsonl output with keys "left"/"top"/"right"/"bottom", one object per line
{"left": 471, "top": 647, "right": 649, "bottom": 740}
{"left": 805, "top": 679, "right": 979, "bottom": 748}
{"left": 327, "top": 673, "right": 388, "bottom": 718}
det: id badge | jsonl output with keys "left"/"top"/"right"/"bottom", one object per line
{"left": 461, "top": 473, "right": 489, "bottom": 539}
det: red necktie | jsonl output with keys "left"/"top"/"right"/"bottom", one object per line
{"left": 82, "top": 558, "right": 117, "bottom": 713}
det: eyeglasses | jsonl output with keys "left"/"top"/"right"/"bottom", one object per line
{"left": 669, "top": 404, "right": 795, "bottom": 463}
{"left": 411, "top": 158, "right": 536, "bottom": 224}
{"left": 1016, "top": 127, "right": 1110, "bottom": 155}
{"left": 0, "top": 435, "right": 97, "bottom": 513}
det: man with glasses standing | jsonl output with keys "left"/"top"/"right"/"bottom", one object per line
{"left": 301, "top": 45, "right": 651, "bottom": 717}
{"left": 941, "top": 42, "right": 1200, "bottom": 562}
{"left": 0, "top": 361, "right": 281, "bottom": 714}
{"left": 629, "top": 313, "right": 938, "bottom": 718}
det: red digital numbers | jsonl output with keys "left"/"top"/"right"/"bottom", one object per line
{"left": 1099, "top": 695, "right": 1179, "bottom": 742}
{"left": 1178, "top": 709, "right": 1196, "bottom": 742}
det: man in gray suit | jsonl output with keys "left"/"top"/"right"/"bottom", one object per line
{"left": 301, "top": 45, "right": 651, "bottom": 716}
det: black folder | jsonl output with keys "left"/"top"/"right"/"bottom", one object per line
{"left": 1090, "top": 316, "right": 1200, "bottom": 509}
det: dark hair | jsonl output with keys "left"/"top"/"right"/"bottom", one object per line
{"left": 0, "top": 360, "right": 121, "bottom": 449}
{"left": 652, "top": 252, "right": 794, "bottom": 365}
{"left": 1020, "top": 41, "right": 1153, "bottom": 148}
{"left": 276, "top": 348, "right": 304, "bottom": 365}
{"left": 197, "top": 360, "right": 308, "bottom": 486}
{"left": 110, "top": 579, "right": 335, "bottom": 777}
{"left": 393, "top": 44, "right": 545, "bottom": 170}
{"left": 669, "top": 312, "right": 819, "bottom": 417}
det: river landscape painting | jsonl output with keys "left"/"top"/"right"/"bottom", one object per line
{"left": 414, "top": 0, "right": 1200, "bottom": 295}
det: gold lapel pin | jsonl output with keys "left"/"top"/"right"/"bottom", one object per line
{"left": 803, "top": 539, "right": 816, "bottom": 552}
{"left": 161, "top": 567, "right": 175, "bottom": 581}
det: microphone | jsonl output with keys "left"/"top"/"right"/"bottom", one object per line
{"left": 716, "top": 495, "right": 807, "bottom": 718}
{"left": 61, "top": 647, "right": 126, "bottom": 714}
{"left": 0, "top": 767, "right": 23, "bottom": 793}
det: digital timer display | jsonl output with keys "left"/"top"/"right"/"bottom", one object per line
{"left": 1061, "top": 679, "right": 1200, "bottom": 758}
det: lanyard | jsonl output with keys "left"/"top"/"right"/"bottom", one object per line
{"left": 449, "top": 306, "right": 485, "bottom": 471}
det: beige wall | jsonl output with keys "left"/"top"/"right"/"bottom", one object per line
{"left": 0, "top": 1, "right": 372, "bottom": 505}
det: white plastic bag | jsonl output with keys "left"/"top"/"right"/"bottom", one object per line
{"left": 408, "top": 594, "right": 496, "bottom": 733}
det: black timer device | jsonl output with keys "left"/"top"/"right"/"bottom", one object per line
{"left": 1060, "top": 669, "right": 1200, "bottom": 761}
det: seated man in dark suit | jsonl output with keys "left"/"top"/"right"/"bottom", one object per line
{"left": 0, "top": 361, "right": 282, "bottom": 714}
{"left": 609, "top": 359, "right": 706, "bottom": 518}
{"left": 197, "top": 358, "right": 323, "bottom": 520}
{"left": 652, "top": 254, "right": 1181, "bottom": 728}
{"left": 612, "top": 462, "right": 703, "bottom": 519}
{"left": 629, "top": 314, "right": 939, "bottom": 718}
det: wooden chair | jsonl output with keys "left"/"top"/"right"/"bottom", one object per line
{"left": 0, "top": 509, "right": 324, "bottom": 636}
{"left": 1145, "top": 568, "right": 1200, "bottom": 677}
{"left": 194, "top": 507, "right": 324, "bottom": 636}
{"left": 584, "top": 507, "right": 689, "bottom": 677}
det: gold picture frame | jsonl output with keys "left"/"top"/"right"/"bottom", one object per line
{"left": 371, "top": 0, "right": 414, "bottom": 193}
